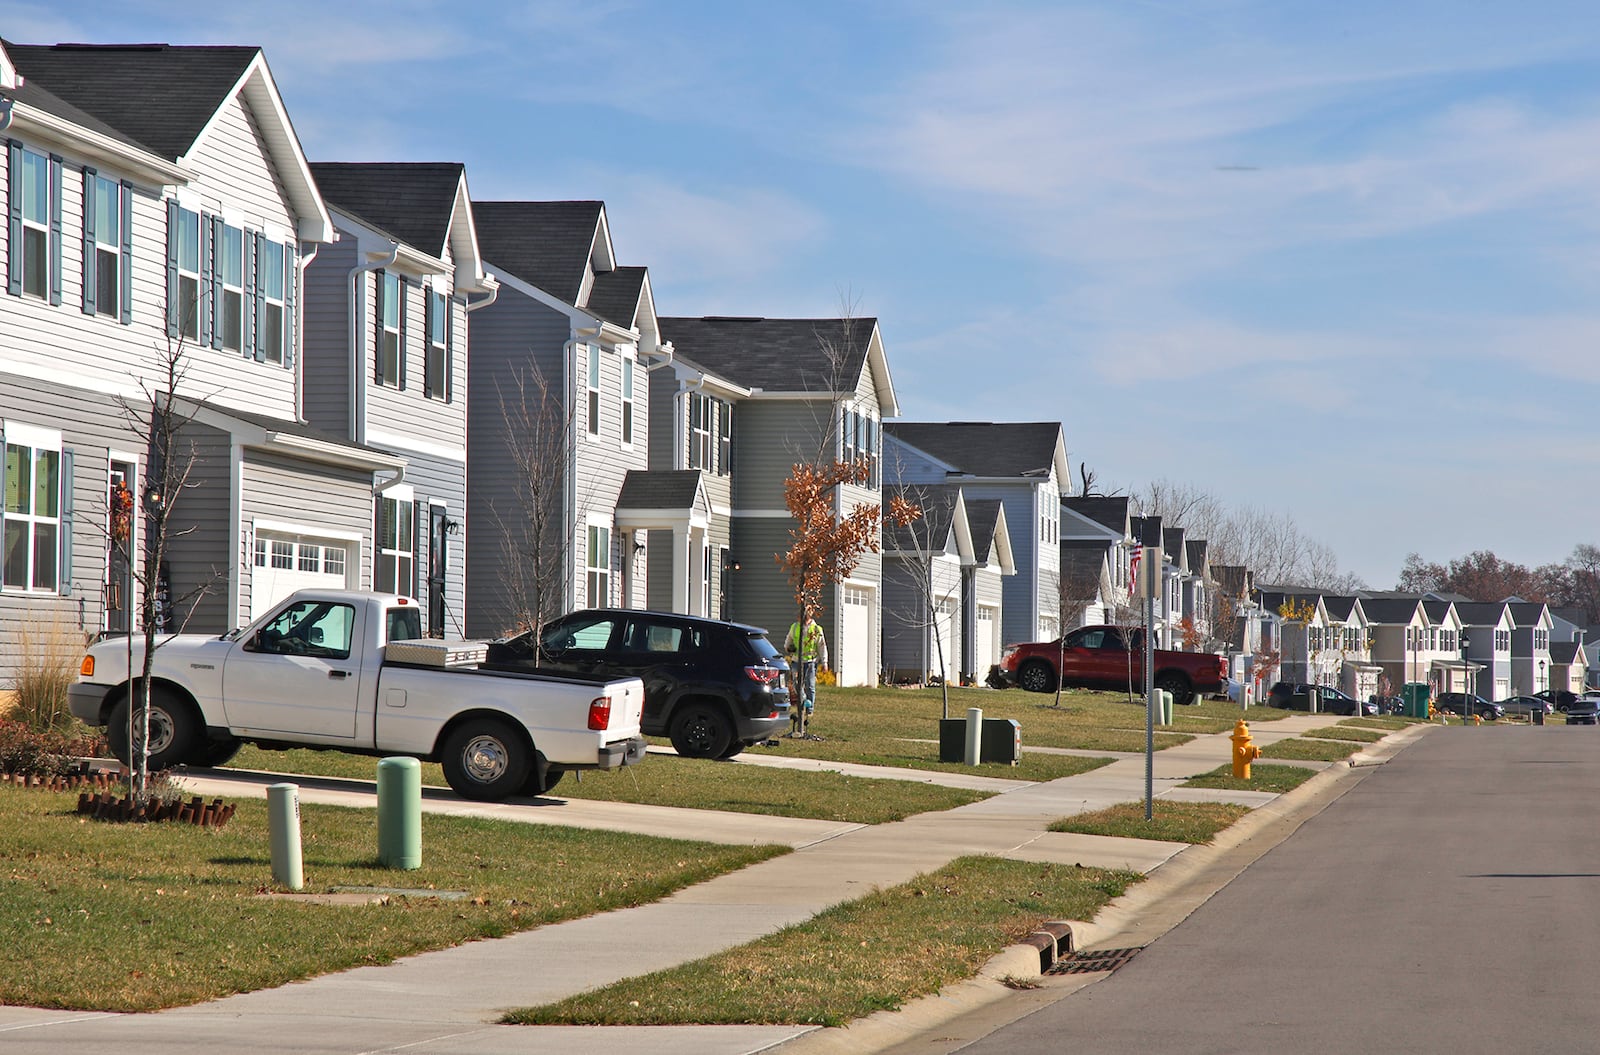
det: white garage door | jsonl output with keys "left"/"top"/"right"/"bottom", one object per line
{"left": 932, "top": 598, "right": 958, "bottom": 682}
{"left": 251, "top": 531, "right": 352, "bottom": 620}
{"left": 975, "top": 604, "right": 1000, "bottom": 680}
{"left": 839, "top": 584, "right": 875, "bottom": 687}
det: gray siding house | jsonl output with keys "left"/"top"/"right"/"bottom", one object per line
{"left": 465, "top": 201, "right": 664, "bottom": 638}
{"left": 304, "top": 162, "right": 495, "bottom": 637}
{"left": 655, "top": 316, "right": 898, "bottom": 687}
{"left": 881, "top": 483, "right": 967, "bottom": 684}
{"left": 0, "top": 41, "right": 406, "bottom": 678}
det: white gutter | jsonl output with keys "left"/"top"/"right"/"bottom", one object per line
{"left": 350, "top": 240, "right": 399, "bottom": 449}
{"left": 294, "top": 240, "right": 320, "bottom": 424}
{"left": 464, "top": 274, "right": 499, "bottom": 314}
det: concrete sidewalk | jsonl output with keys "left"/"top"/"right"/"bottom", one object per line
{"left": 0, "top": 712, "right": 1365, "bottom": 1055}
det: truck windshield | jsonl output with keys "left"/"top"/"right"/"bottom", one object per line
{"left": 387, "top": 607, "right": 423, "bottom": 643}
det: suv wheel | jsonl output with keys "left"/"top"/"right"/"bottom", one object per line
{"left": 670, "top": 704, "right": 734, "bottom": 759}
{"left": 1017, "top": 660, "right": 1055, "bottom": 693}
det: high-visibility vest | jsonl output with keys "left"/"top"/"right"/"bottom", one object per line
{"left": 788, "top": 621, "right": 824, "bottom": 661}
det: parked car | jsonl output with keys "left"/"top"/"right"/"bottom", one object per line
{"left": 1535, "top": 688, "right": 1579, "bottom": 712}
{"left": 994, "top": 624, "right": 1228, "bottom": 705}
{"left": 1266, "top": 682, "right": 1378, "bottom": 716}
{"left": 1434, "top": 692, "right": 1504, "bottom": 721}
{"left": 1370, "top": 694, "right": 1405, "bottom": 715}
{"left": 485, "top": 610, "right": 790, "bottom": 760}
{"left": 1565, "top": 697, "right": 1600, "bottom": 725}
{"left": 1496, "top": 695, "right": 1553, "bottom": 718}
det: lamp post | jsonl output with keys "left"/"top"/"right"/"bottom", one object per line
{"left": 1460, "top": 632, "right": 1470, "bottom": 726}
{"left": 1540, "top": 658, "right": 1547, "bottom": 698}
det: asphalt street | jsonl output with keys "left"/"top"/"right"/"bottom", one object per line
{"left": 949, "top": 724, "right": 1600, "bottom": 1055}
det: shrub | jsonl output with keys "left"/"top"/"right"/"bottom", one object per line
{"left": 8, "top": 615, "right": 87, "bottom": 733}
{"left": 0, "top": 721, "right": 86, "bottom": 778}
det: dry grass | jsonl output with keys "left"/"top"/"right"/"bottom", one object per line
{"left": 8, "top": 616, "right": 88, "bottom": 733}
{"left": 1048, "top": 800, "right": 1250, "bottom": 843}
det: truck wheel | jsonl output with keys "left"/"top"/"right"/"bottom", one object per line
{"left": 670, "top": 704, "right": 733, "bottom": 759}
{"left": 441, "top": 719, "right": 531, "bottom": 801}
{"left": 518, "top": 756, "right": 564, "bottom": 797}
{"left": 1017, "top": 660, "right": 1055, "bottom": 693}
{"left": 191, "top": 737, "right": 242, "bottom": 768}
{"left": 1155, "top": 671, "right": 1194, "bottom": 706}
{"left": 718, "top": 740, "right": 746, "bottom": 760}
{"left": 108, "top": 688, "right": 197, "bottom": 772}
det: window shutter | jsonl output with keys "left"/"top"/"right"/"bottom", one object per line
{"left": 415, "top": 493, "right": 428, "bottom": 604}
{"left": 165, "top": 199, "right": 179, "bottom": 337}
{"left": 397, "top": 275, "right": 408, "bottom": 391}
{"left": 422, "top": 289, "right": 433, "bottom": 399}
{"left": 80, "top": 166, "right": 96, "bottom": 315}
{"left": 247, "top": 231, "right": 261, "bottom": 360}
{"left": 5, "top": 140, "right": 19, "bottom": 296}
{"left": 444, "top": 295, "right": 454, "bottom": 403}
{"left": 58, "top": 448, "right": 74, "bottom": 596}
{"left": 373, "top": 270, "right": 385, "bottom": 385}
{"left": 48, "top": 154, "right": 63, "bottom": 306}
{"left": 284, "top": 241, "right": 297, "bottom": 369}
{"left": 209, "top": 214, "right": 223, "bottom": 349}
{"left": 200, "top": 212, "right": 214, "bottom": 347}
{"left": 119, "top": 180, "right": 132, "bottom": 325}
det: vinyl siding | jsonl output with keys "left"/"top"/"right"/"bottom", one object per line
{"left": 395, "top": 447, "right": 467, "bottom": 638}
{"left": 882, "top": 554, "right": 963, "bottom": 682}
{"left": 300, "top": 232, "right": 355, "bottom": 438}
{"left": 646, "top": 368, "right": 677, "bottom": 472}
{"left": 730, "top": 399, "right": 830, "bottom": 511}
{"left": 163, "top": 419, "right": 234, "bottom": 634}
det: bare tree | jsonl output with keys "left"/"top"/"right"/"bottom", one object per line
{"left": 1045, "top": 555, "right": 1109, "bottom": 708}
{"left": 881, "top": 481, "right": 965, "bottom": 716}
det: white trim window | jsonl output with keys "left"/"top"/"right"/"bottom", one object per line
{"left": 259, "top": 239, "right": 286, "bottom": 365}
{"left": 689, "top": 392, "right": 713, "bottom": 470}
{"left": 375, "top": 494, "right": 415, "bottom": 595}
{"left": 620, "top": 355, "right": 635, "bottom": 447}
{"left": 2, "top": 425, "right": 62, "bottom": 592}
{"left": 175, "top": 206, "right": 201, "bottom": 340}
{"left": 18, "top": 147, "right": 50, "bottom": 299}
{"left": 425, "top": 287, "right": 447, "bottom": 399}
{"left": 586, "top": 523, "right": 611, "bottom": 608}
{"left": 220, "top": 223, "right": 244, "bottom": 352}
{"left": 378, "top": 271, "right": 401, "bottom": 387}
{"left": 587, "top": 345, "right": 602, "bottom": 437}
{"left": 717, "top": 401, "right": 732, "bottom": 476}
{"left": 90, "top": 175, "right": 120, "bottom": 318}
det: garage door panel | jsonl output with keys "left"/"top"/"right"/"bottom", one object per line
{"left": 252, "top": 532, "right": 352, "bottom": 620}
{"left": 840, "top": 584, "right": 874, "bottom": 687}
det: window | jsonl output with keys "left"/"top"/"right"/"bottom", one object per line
{"left": 586, "top": 524, "right": 610, "bottom": 608}
{"left": 377, "top": 271, "right": 400, "bottom": 386}
{"left": 842, "top": 407, "right": 858, "bottom": 465}
{"left": 259, "top": 239, "right": 285, "bottom": 364}
{"left": 257, "top": 600, "right": 355, "bottom": 660}
{"left": 1495, "top": 629, "right": 1509, "bottom": 651}
{"left": 425, "top": 288, "right": 447, "bottom": 399}
{"left": 689, "top": 393, "right": 713, "bottom": 469}
{"left": 323, "top": 546, "right": 346, "bottom": 577}
{"left": 297, "top": 544, "right": 321, "bottom": 572}
{"left": 90, "top": 175, "right": 121, "bottom": 317}
{"left": 587, "top": 345, "right": 602, "bottom": 436}
{"left": 220, "top": 224, "right": 244, "bottom": 351}
{"left": 621, "top": 356, "right": 635, "bottom": 445}
{"left": 375, "top": 495, "right": 414, "bottom": 594}
{"left": 542, "top": 614, "right": 619, "bottom": 652}
{"left": 173, "top": 206, "right": 200, "bottom": 339}
{"left": 17, "top": 147, "right": 50, "bottom": 299}
{"left": 2, "top": 431, "right": 62, "bottom": 591}
{"left": 702, "top": 542, "right": 712, "bottom": 615}
{"left": 717, "top": 402, "right": 732, "bottom": 475}
{"left": 271, "top": 540, "right": 293, "bottom": 570}
{"left": 387, "top": 606, "right": 422, "bottom": 643}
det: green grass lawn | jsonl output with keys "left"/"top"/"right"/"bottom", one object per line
{"left": 505, "top": 856, "right": 1137, "bottom": 1027}
{"left": 1259, "top": 737, "right": 1362, "bottom": 762}
{"left": 1302, "top": 725, "right": 1386, "bottom": 743}
{"left": 0, "top": 786, "right": 784, "bottom": 1011}
{"left": 1047, "top": 800, "right": 1250, "bottom": 844}
{"left": 1182, "top": 763, "right": 1318, "bottom": 794}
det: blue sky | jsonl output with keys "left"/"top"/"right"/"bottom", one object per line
{"left": 18, "top": 1, "right": 1600, "bottom": 585}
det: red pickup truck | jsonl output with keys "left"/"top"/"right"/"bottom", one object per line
{"left": 994, "top": 624, "right": 1227, "bottom": 705}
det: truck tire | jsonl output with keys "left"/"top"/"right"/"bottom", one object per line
{"left": 670, "top": 703, "right": 733, "bottom": 759}
{"left": 718, "top": 739, "right": 746, "bottom": 759}
{"left": 441, "top": 719, "right": 531, "bottom": 801}
{"left": 518, "top": 755, "right": 564, "bottom": 797}
{"left": 108, "top": 688, "right": 197, "bottom": 773}
{"left": 191, "top": 737, "right": 243, "bottom": 768}
{"left": 1155, "top": 671, "right": 1194, "bottom": 706}
{"left": 1017, "top": 660, "right": 1056, "bottom": 693}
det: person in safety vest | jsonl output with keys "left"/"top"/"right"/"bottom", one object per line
{"left": 784, "top": 612, "right": 829, "bottom": 736}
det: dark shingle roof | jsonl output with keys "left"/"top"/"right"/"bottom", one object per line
{"left": 883, "top": 422, "right": 1062, "bottom": 479}
{"left": 1454, "top": 602, "right": 1508, "bottom": 626}
{"left": 1061, "top": 496, "right": 1129, "bottom": 535}
{"left": 1162, "top": 527, "right": 1185, "bottom": 564}
{"left": 1359, "top": 598, "right": 1424, "bottom": 624}
{"left": 966, "top": 499, "right": 1003, "bottom": 564}
{"left": 309, "top": 162, "right": 462, "bottom": 258}
{"left": 586, "top": 266, "right": 647, "bottom": 328}
{"left": 1322, "top": 595, "right": 1357, "bottom": 621}
{"left": 1186, "top": 539, "right": 1207, "bottom": 572}
{"left": 1059, "top": 545, "right": 1108, "bottom": 588}
{"left": 473, "top": 201, "right": 602, "bottom": 305}
{"left": 1213, "top": 564, "right": 1250, "bottom": 596}
{"left": 1507, "top": 602, "right": 1550, "bottom": 626}
{"left": 1551, "top": 641, "right": 1582, "bottom": 664}
{"left": 1421, "top": 599, "right": 1453, "bottom": 622}
{"left": 6, "top": 42, "right": 257, "bottom": 160}
{"left": 615, "top": 470, "right": 702, "bottom": 511}
{"left": 1131, "top": 515, "right": 1162, "bottom": 548}
{"left": 658, "top": 316, "right": 877, "bottom": 393}
{"left": 885, "top": 484, "right": 959, "bottom": 551}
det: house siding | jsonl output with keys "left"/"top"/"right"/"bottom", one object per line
{"left": 164, "top": 420, "right": 234, "bottom": 634}
{"left": 394, "top": 447, "right": 467, "bottom": 638}
{"left": 300, "top": 232, "right": 355, "bottom": 438}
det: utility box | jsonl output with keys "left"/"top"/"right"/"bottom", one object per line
{"left": 1402, "top": 682, "right": 1431, "bottom": 719}
{"left": 939, "top": 717, "right": 1021, "bottom": 765}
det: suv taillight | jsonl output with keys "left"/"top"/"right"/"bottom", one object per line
{"left": 745, "top": 665, "right": 783, "bottom": 684}
{"left": 587, "top": 695, "right": 613, "bottom": 731}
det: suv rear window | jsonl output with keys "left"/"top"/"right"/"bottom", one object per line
{"left": 744, "top": 632, "right": 780, "bottom": 660}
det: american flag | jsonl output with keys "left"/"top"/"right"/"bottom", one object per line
{"left": 1128, "top": 546, "right": 1142, "bottom": 597}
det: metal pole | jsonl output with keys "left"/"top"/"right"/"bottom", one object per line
{"left": 1145, "top": 582, "right": 1155, "bottom": 821}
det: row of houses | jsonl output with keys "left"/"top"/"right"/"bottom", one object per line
{"left": 0, "top": 39, "right": 1101, "bottom": 690}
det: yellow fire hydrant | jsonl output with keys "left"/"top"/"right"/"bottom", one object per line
{"left": 1231, "top": 719, "right": 1262, "bottom": 780}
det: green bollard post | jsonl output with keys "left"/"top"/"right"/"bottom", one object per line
{"left": 267, "top": 783, "right": 303, "bottom": 891}
{"left": 377, "top": 756, "right": 422, "bottom": 870}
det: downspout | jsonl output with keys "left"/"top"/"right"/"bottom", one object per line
{"left": 293, "top": 240, "right": 320, "bottom": 424}
{"left": 0, "top": 96, "right": 14, "bottom": 131}
{"left": 349, "top": 240, "right": 399, "bottom": 447}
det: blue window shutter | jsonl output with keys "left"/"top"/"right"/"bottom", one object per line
{"left": 248, "top": 231, "right": 263, "bottom": 361}
{"left": 5, "top": 140, "right": 20, "bottom": 296}
{"left": 397, "top": 275, "right": 408, "bottom": 391}
{"left": 80, "top": 166, "right": 96, "bottom": 315}
{"left": 48, "top": 154, "right": 63, "bottom": 306}
{"left": 445, "top": 295, "right": 454, "bottom": 403}
{"left": 284, "top": 241, "right": 296, "bottom": 369}
{"left": 165, "top": 199, "right": 179, "bottom": 337}
{"left": 373, "top": 271, "right": 385, "bottom": 385}
{"left": 422, "top": 289, "right": 433, "bottom": 398}
{"left": 58, "top": 448, "right": 74, "bottom": 596}
{"left": 119, "top": 180, "right": 132, "bottom": 325}
{"left": 209, "top": 214, "right": 223, "bottom": 349}
{"left": 200, "top": 212, "right": 214, "bottom": 347}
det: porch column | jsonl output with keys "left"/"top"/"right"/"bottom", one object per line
{"left": 671, "top": 527, "right": 691, "bottom": 613}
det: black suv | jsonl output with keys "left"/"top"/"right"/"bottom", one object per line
{"left": 1267, "top": 682, "right": 1378, "bottom": 716}
{"left": 485, "top": 610, "right": 790, "bottom": 759}
{"left": 1434, "top": 692, "right": 1504, "bottom": 721}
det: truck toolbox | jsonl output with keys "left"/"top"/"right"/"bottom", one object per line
{"left": 385, "top": 639, "right": 489, "bottom": 668}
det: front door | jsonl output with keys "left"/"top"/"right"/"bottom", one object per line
{"left": 428, "top": 505, "right": 447, "bottom": 638}
{"left": 105, "top": 462, "right": 135, "bottom": 633}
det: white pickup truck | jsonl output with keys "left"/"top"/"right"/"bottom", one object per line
{"left": 69, "top": 589, "right": 647, "bottom": 802}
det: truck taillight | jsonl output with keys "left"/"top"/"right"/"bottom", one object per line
{"left": 744, "top": 665, "right": 782, "bottom": 684}
{"left": 587, "top": 695, "right": 613, "bottom": 731}
{"left": 80, "top": 655, "right": 94, "bottom": 677}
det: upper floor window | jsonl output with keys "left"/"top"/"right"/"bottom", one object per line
{"left": 375, "top": 494, "right": 414, "bottom": 595}
{"left": 425, "top": 288, "right": 448, "bottom": 400}
{"left": 586, "top": 524, "right": 611, "bottom": 608}
{"left": 718, "top": 401, "right": 732, "bottom": 475}
{"left": 377, "top": 271, "right": 401, "bottom": 387}
{"left": 689, "top": 392, "right": 713, "bottom": 469}
{"left": 220, "top": 224, "right": 244, "bottom": 352}
{"left": 173, "top": 206, "right": 200, "bottom": 340}
{"left": 1536, "top": 628, "right": 1549, "bottom": 651}
{"left": 11, "top": 146, "right": 56, "bottom": 301}
{"left": 2, "top": 427, "right": 63, "bottom": 593}
{"left": 85, "top": 174, "right": 128, "bottom": 320}
{"left": 1495, "top": 629, "right": 1509, "bottom": 651}
{"left": 259, "top": 239, "right": 285, "bottom": 365}
{"left": 587, "top": 345, "right": 602, "bottom": 436}
{"left": 621, "top": 356, "right": 635, "bottom": 446}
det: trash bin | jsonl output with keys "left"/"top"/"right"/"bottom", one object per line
{"left": 1402, "top": 682, "right": 1431, "bottom": 719}
{"left": 1533, "top": 706, "right": 1546, "bottom": 726}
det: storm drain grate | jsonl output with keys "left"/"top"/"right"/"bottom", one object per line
{"left": 1047, "top": 946, "right": 1145, "bottom": 975}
